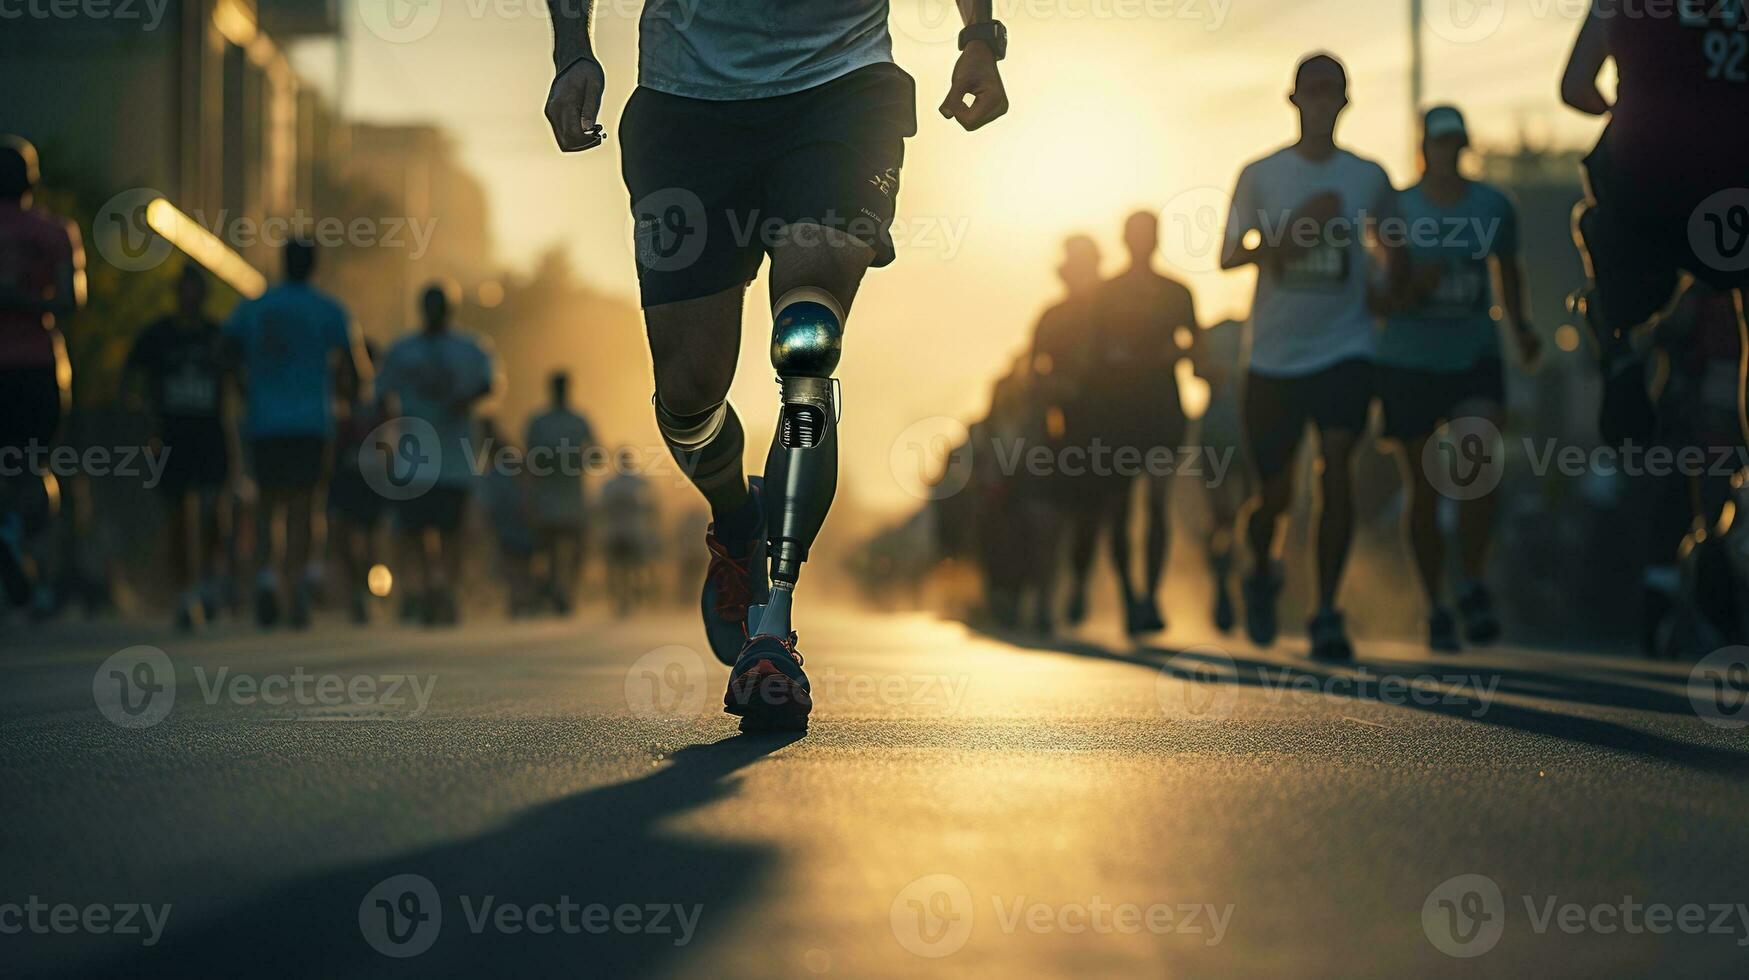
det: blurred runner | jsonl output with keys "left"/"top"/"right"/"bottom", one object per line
{"left": 1563, "top": 0, "right": 1749, "bottom": 443}
{"left": 328, "top": 341, "right": 385, "bottom": 624}
{"left": 525, "top": 369, "right": 596, "bottom": 615}
{"left": 598, "top": 447, "right": 658, "bottom": 617}
{"left": 223, "top": 239, "right": 366, "bottom": 629}
{"left": 972, "top": 356, "right": 1051, "bottom": 630}
{"left": 1563, "top": 0, "right": 1749, "bottom": 655}
{"left": 375, "top": 282, "right": 495, "bottom": 627}
{"left": 1639, "top": 285, "right": 1743, "bottom": 656}
{"left": 1192, "top": 317, "right": 1251, "bottom": 633}
{"left": 476, "top": 417, "right": 538, "bottom": 617}
{"left": 1221, "top": 53, "right": 1396, "bottom": 662}
{"left": 124, "top": 265, "right": 236, "bottom": 629}
{"left": 1374, "top": 105, "right": 1540, "bottom": 652}
{"left": 545, "top": 0, "right": 1008, "bottom": 730}
{"left": 1029, "top": 234, "right": 1102, "bottom": 631}
{"left": 1083, "top": 211, "right": 1198, "bottom": 636}
{"left": 0, "top": 137, "right": 82, "bottom": 615}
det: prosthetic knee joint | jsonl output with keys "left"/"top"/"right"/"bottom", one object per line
{"left": 764, "top": 287, "right": 843, "bottom": 585}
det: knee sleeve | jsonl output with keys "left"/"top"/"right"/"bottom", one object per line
{"left": 655, "top": 397, "right": 728, "bottom": 451}
{"left": 655, "top": 397, "right": 743, "bottom": 490}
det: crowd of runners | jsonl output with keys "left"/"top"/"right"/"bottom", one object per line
{"left": 0, "top": 181, "right": 667, "bottom": 629}
{"left": 948, "top": 20, "right": 1747, "bottom": 664}
{"left": 2, "top": 2, "right": 1745, "bottom": 727}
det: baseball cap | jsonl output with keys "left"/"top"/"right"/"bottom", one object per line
{"left": 1423, "top": 105, "right": 1469, "bottom": 144}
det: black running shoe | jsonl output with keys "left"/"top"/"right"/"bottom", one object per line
{"left": 1428, "top": 606, "right": 1461, "bottom": 654}
{"left": 255, "top": 585, "right": 280, "bottom": 629}
{"left": 1136, "top": 598, "right": 1167, "bottom": 635}
{"left": 1308, "top": 608, "right": 1354, "bottom": 663}
{"left": 1242, "top": 572, "right": 1281, "bottom": 647}
{"left": 1213, "top": 579, "right": 1236, "bottom": 633}
{"left": 1065, "top": 588, "right": 1088, "bottom": 627}
{"left": 1457, "top": 583, "right": 1501, "bottom": 646}
{"left": 724, "top": 631, "right": 811, "bottom": 733}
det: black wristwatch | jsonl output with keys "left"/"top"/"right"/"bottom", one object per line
{"left": 958, "top": 21, "right": 1007, "bottom": 61}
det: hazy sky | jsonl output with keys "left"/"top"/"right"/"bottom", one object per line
{"left": 319, "top": 0, "right": 1607, "bottom": 517}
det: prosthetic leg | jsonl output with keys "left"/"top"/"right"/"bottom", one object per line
{"left": 748, "top": 287, "right": 843, "bottom": 639}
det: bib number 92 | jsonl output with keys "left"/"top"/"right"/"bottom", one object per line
{"left": 1703, "top": 29, "right": 1748, "bottom": 82}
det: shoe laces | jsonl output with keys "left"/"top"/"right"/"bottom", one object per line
{"left": 704, "top": 529, "right": 754, "bottom": 622}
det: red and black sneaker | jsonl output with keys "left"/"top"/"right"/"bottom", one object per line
{"left": 700, "top": 477, "right": 768, "bottom": 666}
{"left": 724, "top": 631, "right": 812, "bottom": 733}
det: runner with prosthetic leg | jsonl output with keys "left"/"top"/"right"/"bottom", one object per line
{"left": 543, "top": 0, "right": 1010, "bottom": 730}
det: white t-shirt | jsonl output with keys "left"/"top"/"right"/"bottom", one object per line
{"left": 375, "top": 329, "right": 495, "bottom": 488}
{"left": 1224, "top": 146, "right": 1396, "bottom": 377}
{"left": 639, "top": 0, "right": 894, "bottom": 100}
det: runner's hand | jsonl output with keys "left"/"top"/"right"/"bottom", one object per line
{"left": 546, "top": 57, "right": 606, "bottom": 152}
{"left": 939, "top": 43, "right": 1008, "bottom": 132}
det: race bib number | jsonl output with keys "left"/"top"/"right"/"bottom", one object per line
{"left": 1422, "top": 260, "right": 1489, "bottom": 319}
{"left": 1277, "top": 243, "right": 1350, "bottom": 292}
{"left": 163, "top": 361, "right": 219, "bottom": 415}
{"left": 1679, "top": 0, "right": 1748, "bottom": 82}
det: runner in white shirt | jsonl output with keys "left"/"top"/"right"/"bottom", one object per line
{"left": 1221, "top": 52, "right": 1396, "bottom": 662}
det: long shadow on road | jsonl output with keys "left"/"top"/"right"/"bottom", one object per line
{"left": 75, "top": 732, "right": 801, "bottom": 979}
{"left": 985, "top": 627, "right": 1749, "bottom": 776}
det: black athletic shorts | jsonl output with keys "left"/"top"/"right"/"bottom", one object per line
{"left": 1579, "top": 134, "right": 1749, "bottom": 341}
{"left": 398, "top": 485, "right": 469, "bottom": 533}
{"left": 620, "top": 63, "right": 919, "bottom": 307}
{"left": 250, "top": 436, "right": 332, "bottom": 493}
{"left": 1376, "top": 359, "right": 1505, "bottom": 443}
{"left": 0, "top": 366, "right": 64, "bottom": 454}
{"left": 1243, "top": 358, "right": 1374, "bottom": 479}
{"left": 156, "top": 418, "right": 229, "bottom": 496}
{"left": 1076, "top": 381, "right": 1188, "bottom": 493}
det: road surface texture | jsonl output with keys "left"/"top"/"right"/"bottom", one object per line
{"left": 4, "top": 607, "right": 1747, "bottom": 977}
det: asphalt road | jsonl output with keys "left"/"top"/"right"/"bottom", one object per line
{"left": 3, "top": 606, "right": 1748, "bottom": 977}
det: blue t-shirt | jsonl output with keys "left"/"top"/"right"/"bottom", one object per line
{"left": 376, "top": 329, "right": 495, "bottom": 488}
{"left": 1378, "top": 181, "right": 1517, "bottom": 372}
{"left": 223, "top": 283, "right": 353, "bottom": 438}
